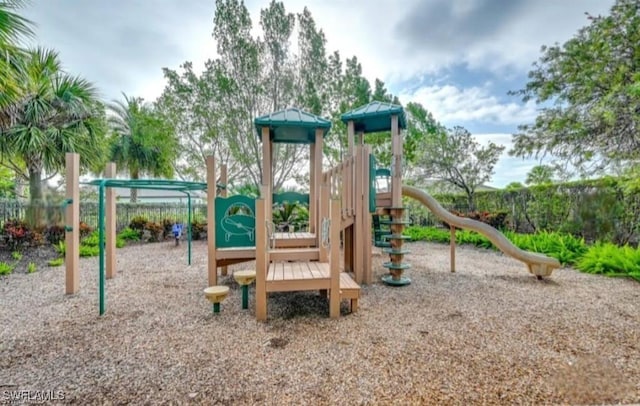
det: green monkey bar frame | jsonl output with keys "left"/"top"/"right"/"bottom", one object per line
{"left": 84, "top": 178, "right": 216, "bottom": 315}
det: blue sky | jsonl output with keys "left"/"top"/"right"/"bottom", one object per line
{"left": 22, "top": 0, "right": 615, "bottom": 187}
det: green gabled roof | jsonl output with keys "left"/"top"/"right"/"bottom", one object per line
{"left": 340, "top": 101, "right": 407, "bottom": 133}
{"left": 254, "top": 108, "right": 331, "bottom": 144}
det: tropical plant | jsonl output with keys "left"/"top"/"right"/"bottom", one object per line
{"left": 107, "top": 94, "right": 178, "bottom": 202}
{"left": 0, "top": 48, "right": 107, "bottom": 223}
{"left": 0, "top": 0, "right": 34, "bottom": 115}
{"left": 525, "top": 165, "right": 555, "bottom": 186}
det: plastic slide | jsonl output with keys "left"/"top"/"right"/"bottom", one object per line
{"left": 402, "top": 185, "right": 561, "bottom": 277}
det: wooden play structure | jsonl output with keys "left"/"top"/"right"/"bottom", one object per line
{"left": 63, "top": 101, "right": 561, "bottom": 319}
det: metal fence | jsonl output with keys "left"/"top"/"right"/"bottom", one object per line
{"left": 0, "top": 199, "right": 208, "bottom": 231}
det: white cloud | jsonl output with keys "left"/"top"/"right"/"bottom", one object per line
{"left": 398, "top": 84, "right": 537, "bottom": 126}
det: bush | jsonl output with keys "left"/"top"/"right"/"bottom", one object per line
{"left": 79, "top": 222, "right": 93, "bottom": 239}
{"left": 576, "top": 243, "right": 640, "bottom": 281}
{"left": 129, "top": 216, "right": 148, "bottom": 231}
{"left": 2, "top": 220, "right": 34, "bottom": 249}
{"left": 405, "top": 226, "right": 586, "bottom": 265}
{"left": 0, "top": 261, "right": 14, "bottom": 275}
{"left": 447, "top": 210, "right": 509, "bottom": 230}
{"left": 44, "top": 225, "right": 66, "bottom": 245}
{"left": 143, "top": 221, "right": 163, "bottom": 242}
{"left": 191, "top": 220, "right": 207, "bottom": 240}
{"left": 48, "top": 258, "right": 64, "bottom": 267}
{"left": 117, "top": 227, "right": 140, "bottom": 242}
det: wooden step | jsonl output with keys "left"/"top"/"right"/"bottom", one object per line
{"left": 269, "top": 247, "right": 320, "bottom": 262}
{"left": 339, "top": 273, "right": 360, "bottom": 312}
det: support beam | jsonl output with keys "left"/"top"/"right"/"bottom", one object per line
{"left": 362, "top": 145, "right": 373, "bottom": 284}
{"left": 309, "top": 144, "right": 315, "bottom": 234}
{"left": 206, "top": 156, "right": 216, "bottom": 286}
{"left": 391, "top": 114, "right": 402, "bottom": 208}
{"left": 219, "top": 164, "right": 228, "bottom": 276}
{"left": 105, "top": 162, "right": 116, "bottom": 279}
{"left": 329, "top": 198, "right": 340, "bottom": 319}
{"left": 65, "top": 153, "right": 80, "bottom": 294}
{"left": 312, "top": 128, "right": 323, "bottom": 236}
{"left": 255, "top": 196, "right": 267, "bottom": 321}
{"left": 261, "top": 127, "right": 272, "bottom": 222}
{"left": 347, "top": 120, "right": 355, "bottom": 156}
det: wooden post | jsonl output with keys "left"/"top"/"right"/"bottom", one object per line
{"left": 65, "top": 153, "right": 80, "bottom": 294}
{"left": 319, "top": 183, "right": 330, "bottom": 263}
{"left": 329, "top": 198, "right": 340, "bottom": 319}
{"left": 105, "top": 162, "right": 116, "bottom": 279}
{"left": 206, "top": 156, "right": 216, "bottom": 286}
{"left": 347, "top": 120, "right": 355, "bottom": 156}
{"left": 362, "top": 145, "right": 373, "bottom": 284}
{"left": 309, "top": 144, "right": 315, "bottom": 234}
{"left": 261, "top": 127, "right": 272, "bottom": 222}
{"left": 255, "top": 197, "right": 267, "bottom": 321}
{"left": 353, "top": 147, "right": 364, "bottom": 283}
{"left": 391, "top": 114, "right": 402, "bottom": 208}
{"left": 311, "top": 128, "right": 323, "bottom": 236}
{"left": 450, "top": 225, "right": 456, "bottom": 273}
{"left": 220, "top": 164, "right": 228, "bottom": 276}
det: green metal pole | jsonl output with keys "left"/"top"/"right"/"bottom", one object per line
{"left": 241, "top": 285, "right": 249, "bottom": 309}
{"left": 187, "top": 193, "right": 192, "bottom": 265}
{"left": 213, "top": 303, "right": 220, "bottom": 313}
{"left": 98, "top": 182, "right": 106, "bottom": 315}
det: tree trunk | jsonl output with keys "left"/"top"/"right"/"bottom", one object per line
{"left": 27, "top": 161, "right": 44, "bottom": 227}
{"left": 467, "top": 191, "right": 476, "bottom": 212}
{"left": 130, "top": 169, "right": 139, "bottom": 203}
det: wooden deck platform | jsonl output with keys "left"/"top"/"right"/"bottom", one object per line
{"left": 265, "top": 262, "right": 360, "bottom": 310}
{"left": 273, "top": 232, "right": 316, "bottom": 248}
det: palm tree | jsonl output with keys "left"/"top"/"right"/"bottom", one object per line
{"left": 107, "top": 94, "right": 178, "bottom": 202}
{"left": 525, "top": 165, "right": 555, "bottom": 186}
{"left": 0, "top": 48, "right": 106, "bottom": 213}
{"left": 0, "top": 0, "right": 35, "bottom": 125}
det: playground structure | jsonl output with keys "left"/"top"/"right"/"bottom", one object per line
{"left": 63, "top": 101, "right": 561, "bottom": 319}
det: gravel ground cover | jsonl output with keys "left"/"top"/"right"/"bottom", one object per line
{"left": 1, "top": 240, "right": 639, "bottom": 404}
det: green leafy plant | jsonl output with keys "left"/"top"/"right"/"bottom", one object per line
{"left": 48, "top": 258, "right": 64, "bottom": 267}
{"left": 117, "top": 227, "right": 141, "bottom": 242}
{"left": 27, "top": 262, "right": 36, "bottom": 273}
{"left": 11, "top": 251, "right": 22, "bottom": 261}
{"left": 54, "top": 240, "right": 66, "bottom": 256}
{"left": 576, "top": 243, "right": 640, "bottom": 282}
{"left": 0, "top": 262, "right": 14, "bottom": 276}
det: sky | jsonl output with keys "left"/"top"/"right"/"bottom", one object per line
{"left": 22, "top": 0, "right": 615, "bottom": 187}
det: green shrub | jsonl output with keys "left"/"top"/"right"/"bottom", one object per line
{"left": 117, "top": 227, "right": 141, "bottom": 242}
{"left": 576, "top": 243, "right": 640, "bottom": 281}
{"left": 129, "top": 216, "right": 148, "bottom": 231}
{"left": 404, "top": 226, "right": 586, "bottom": 265}
{"left": 0, "top": 261, "right": 14, "bottom": 275}
{"left": 11, "top": 251, "right": 22, "bottom": 261}
{"left": 79, "top": 245, "right": 99, "bottom": 257}
{"left": 48, "top": 258, "right": 64, "bottom": 267}
{"left": 27, "top": 262, "right": 36, "bottom": 273}
{"left": 55, "top": 241, "right": 66, "bottom": 255}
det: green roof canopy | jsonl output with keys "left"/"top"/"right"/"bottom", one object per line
{"left": 254, "top": 108, "right": 331, "bottom": 144}
{"left": 340, "top": 101, "right": 407, "bottom": 133}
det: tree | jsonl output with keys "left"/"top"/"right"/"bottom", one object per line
{"left": 416, "top": 126, "right": 505, "bottom": 211}
{"left": 510, "top": 0, "right": 640, "bottom": 173}
{"left": 0, "top": 48, "right": 106, "bottom": 213}
{"left": 0, "top": 0, "right": 34, "bottom": 124}
{"left": 525, "top": 165, "right": 555, "bottom": 186}
{"left": 107, "top": 94, "right": 178, "bottom": 202}
{"left": 505, "top": 181, "right": 524, "bottom": 191}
